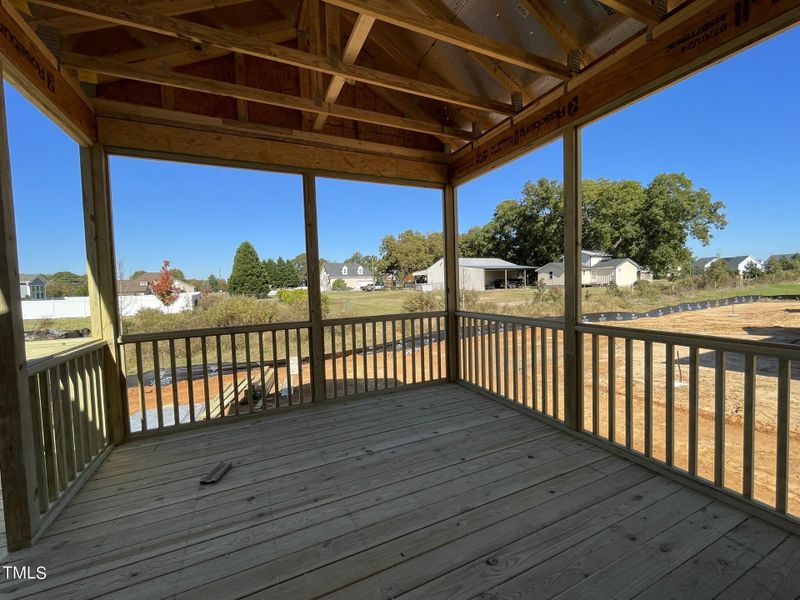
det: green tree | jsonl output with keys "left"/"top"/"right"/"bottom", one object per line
{"left": 206, "top": 274, "right": 224, "bottom": 292}
{"left": 380, "top": 230, "right": 443, "bottom": 278}
{"left": 46, "top": 271, "right": 88, "bottom": 296}
{"left": 168, "top": 268, "right": 185, "bottom": 281}
{"left": 743, "top": 262, "right": 763, "bottom": 279}
{"left": 704, "top": 259, "right": 732, "bottom": 288}
{"left": 263, "top": 258, "right": 278, "bottom": 289}
{"left": 459, "top": 226, "right": 490, "bottom": 258}
{"left": 332, "top": 278, "right": 348, "bottom": 290}
{"left": 292, "top": 253, "right": 308, "bottom": 284}
{"left": 229, "top": 241, "right": 267, "bottom": 295}
{"left": 582, "top": 179, "right": 646, "bottom": 260}
{"left": 130, "top": 270, "right": 145, "bottom": 279}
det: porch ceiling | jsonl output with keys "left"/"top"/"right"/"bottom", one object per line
{"left": 2, "top": 383, "right": 799, "bottom": 599}
{"left": 12, "top": 0, "right": 669, "bottom": 159}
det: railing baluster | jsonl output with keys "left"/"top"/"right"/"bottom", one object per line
{"left": 645, "top": 340, "right": 653, "bottom": 458}
{"left": 592, "top": 334, "right": 599, "bottom": 435}
{"left": 201, "top": 337, "right": 211, "bottom": 420}
{"left": 215, "top": 335, "right": 224, "bottom": 416}
{"left": 503, "top": 321, "right": 510, "bottom": 399}
{"left": 231, "top": 334, "right": 240, "bottom": 415}
{"left": 92, "top": 349, "right": 107, "bottom": 443}
{"left": 27, "top": 373, "right": 49, "bottom": 512}
{"left": 58, "top": 363, "right": 76, "bottom": 482}
{"left": 392, "top": 319, "right": 398, "bottom": 387}
{"left": 540, "top": 327, "right": 548, "bottom": 415}
{"left": 73, "top": 356, "right": 89, "bottom": 468}
{"left": 689, "top": 346, "right": 699, "bottom": 476}
{"left": 552, "top": 329, "right": 559, "bottom": 420}
{"left": 284, "top": 329, "right": 293, "bottom": 406}
{"left": 169, "top": 338, "right": 180, "bottom": 425}
{"left": 185, "top": 337, "right": 195, "bottom": 423}
{"left": 608, "top": 336, "right": 616, "bottom": 443}
{"left": 258, "top": 332, "right": 267, "bottom": 409}
{"left": 531, "top": 326, "right": 538, "bottom": 412}
{"left": 411, "top": 317, "right": 417, "bottom": 385}
{"left": 153, "top": 340, "right": 164, "bottom": 429}
{"left": 38, "top": 371, "right": 57, "bottom": 503}
{"left": 625, "top": 338, "right": 633, "bottom": 449}
{"left": 361, "top": 320, "right": 368, "bottom": 392}
{"left": 135, "top": 342, "right": 146, "bottom": 432}
{"left": 271, "top": 330, "right": 279, "bottom": 407}
{"left": 296, "top": 328, "right": 304, "bottom": 403}
{"left": 428, "top": 315, "right": 434, "bottom": 382}
{"left": 714, "top": 350, "right": 726, "bottom": 487}
{"left": 521, "top": 325, "right": 528, "bottom": 408}
{"left": 776, "top": 358, "right": 790, "bottom": 514}
{"left": 466, "top": 317, "right": 473, "bottom": 384}
{"left": 372, "top": 320, "right": 379, "bottom": 389}
{"left": 743, "top": 354, "right": 755, "bottom": 499}
{"left": 665, "top": 342, "right": 675, "bottom": 466}
{"left": 401, "top": 318, "right": 407, "bottom": 385}
{"left": 380, "top": 320, "right": 387, "bottom": 389}
{"left": 244, "top": 332, "right": 253, "bottom": 413}
{"left": 341, "top": 324, "right": 348, "bottom": 395}
{"left": 49, "top": 367, "right": 67, "bottom": 493}
{"left": 330, "top": 325, "right": 338, "bottom": 398}
{"left": 351, "top": 323, "right": 358, "bottom": 391}
{"left": 512, "top": 323, "right": 519, "bottom": 403}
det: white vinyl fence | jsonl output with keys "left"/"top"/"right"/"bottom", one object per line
{"left": 22, "top": 293, "right": 200, "bottom": 321}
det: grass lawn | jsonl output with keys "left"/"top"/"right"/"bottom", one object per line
{"left": 23, "top": 316, "right": 91, "bottom": 332}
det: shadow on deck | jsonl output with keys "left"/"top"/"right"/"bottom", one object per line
{"left": 1, "top": 384, "right": 799, "bottom": 599}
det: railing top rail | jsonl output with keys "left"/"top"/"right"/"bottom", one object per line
{"left": 456, "top": 310, "right": 566, "bottom": 330}
{"left": 120, "top": 320, "right": 312, "bottom": 344}
{"left": 577, "top": 322, "right": 800, "bottom": 359}
{"left": 26, "top": 339, "right": 106, "bottom": 375}
{"left": 322, "top": 311, "right": 447, "bottom": 327}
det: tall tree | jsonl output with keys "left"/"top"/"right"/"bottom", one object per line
{"left": 229, "top": 241, "right": 267, "bottom": 295}
{"left": 151, "top": 260, "right": 180, "bottom": 306}
{"left": 380, "top": 230, "right": 443, "bottom": 277}
{"left": 459, "top": 226, "right": 490, "bottom": 258}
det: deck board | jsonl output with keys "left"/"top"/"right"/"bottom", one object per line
{"left": 2, "top": 384, "right": 800, "bottom": 599}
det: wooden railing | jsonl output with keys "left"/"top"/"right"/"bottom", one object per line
{"left": 578, "top": 323, "right": 800, "bottom": 520}
{"left": 456, "top": 311, "right": 565, "bottom": 423}
{"left": 323, "top": 311, "right": 447, "bottom": 398}
{"left": 119, "top": 322, "right": 312, "bottom": 435}
{"left": 26, "top": 340, "right": 110, "bottom": 519}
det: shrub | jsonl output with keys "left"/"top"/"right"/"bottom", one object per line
{"left": 204, "top": 296, "right": 277, "bottom": 327}
{"left": 402, "top": 291, "right": 443, "bottom": 313}
{"left": 460, "top": 289, "right": 480, "bottom": 310}
{"left": 332, "top": 278, "right": 348, "bottom": 291}
{"left": 532, "top": 281, "right": 562, "bottom": 303}
{"left": 277, "top": 288, "right": 307, "bottom": 305}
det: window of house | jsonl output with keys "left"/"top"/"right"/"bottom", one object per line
{"left": 342, "top": 266, "right": 348, "bottom": 276}
{"left": 32, "top": 285, "right": 45, "bottom": 299}
{"left": 357, "top": 266, "right": 363, "bottom": 275}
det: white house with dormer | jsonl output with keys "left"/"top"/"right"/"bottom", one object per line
{"left": 320, "top": 262, "right": 374, "bottom": 291}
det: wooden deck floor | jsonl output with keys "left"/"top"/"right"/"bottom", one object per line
{"left": 2, "top": 383, "right": 800, "bottom": 599}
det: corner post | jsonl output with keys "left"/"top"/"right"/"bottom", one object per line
{"left": 443, "top": 183, "right": 459, "bottom": 383}
{"left": 563, "top": 126, "right": 583, "bottom": 430}
{"left": 80, "top": 144, "right": 125, "bottom": 444}
{"left": 303, "top": 173, "right": 326, "bottom": 401}
{"left": 0, "top": 66, "right": 40, "bottom": 550}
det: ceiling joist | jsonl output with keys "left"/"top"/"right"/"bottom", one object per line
{"left": 62, "top": 52, "right": 477, "bottom": 141}
{"left": 600, "top": 0, "right": 662, "bottom": 26}
{"left": 313, "top": 12, "right": 374, "bottom": 131}
{"left": 518, "top": 0, "right": 596, "bottom": 66}
{"left": 29, "top": 0, "right": 514, "bottom": 114}
{"left": 322, "top": 0, "right": 572, "bottom": 79}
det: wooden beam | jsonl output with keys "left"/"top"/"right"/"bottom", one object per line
{"left": 519, "top": 0, "right": 596, "bottom": 66}
{"left": 369, "top": 85, "right": 457, "bottom": 147}
{"left": 562, "top": 125, "right": 581, "bottom": 431}
{"left": 443, "top": 183, "right": 459, "bottom": 382}
{"left": 92, "top": 98, "right": 450, "bottom": 162}
{"left": 0, "top": 63, "right": 40, "bottom": 551}
{"left": 313, "top": 13, "right": 374, "bottom": 131}
{"left": 29, "top": 0, "right": 253, "bottom": 35}
{"left": 97, "top": 117, "right": 449, "bottom": 184}
{"left": 302, "top": 173, "right": 326, "bottom": 403}
{"left": 65, "top": 53, "right": 476, "bottom": 141}
{"left": 601, "top": 0, "right": 662, "bottom": 26}
{"left": 324, "top": 0, "right": 571, "bottom": 79}
{"left": 450, "top": 0, "right": 800, "bottom": 183}
{"left": 298, "top": 0, "right": 324, "bottom": 129}
{"left": 409, "top": 0, "right": 532, "bottom": 101}
{"left": 79, "top": 144, "right": 125, "bottom": 444}
{"left": 29, "top": 0, "right": 514, "bottom": 115}
{"left": 0, "top": 1, "right": 95, "bottom": 142}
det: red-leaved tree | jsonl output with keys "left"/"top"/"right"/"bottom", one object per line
{"left": 151, "top": 260, "right": 180, "bottom": 306}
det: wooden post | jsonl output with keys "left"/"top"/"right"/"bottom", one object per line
{"left": 443, "top": 183, "right": 459, "bottom": 383}
{"left": 0, "top": 67, "right": 41, "bottom": 550}
{"left": 80, "top": 144, "right": 125, "bottom": 444}
{"left": 563, "top": 125, "right": 582, "bottom": 430}
{"left": 303, "top": 173, "right": 326, "bottom": 401}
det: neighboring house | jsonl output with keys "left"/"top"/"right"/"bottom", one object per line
{"left": 117, "top": 272, "right": 197, "bottom": 296}
{"left": 537, "top": 250, "right": 652, "bottom": 287}
{"left": 413, "top": 258, "right": 537, "bottom": 291}
{"left": 320, "top": 262, "right": 374, "bottom": 291}
{"left": 19, "top": 274, "right": 48, "bottom": 300}
{"left": 693, "top": 256, "right": 763, "bottom": 277}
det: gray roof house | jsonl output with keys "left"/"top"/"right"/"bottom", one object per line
{"left": 693, "top": 256, "right": 763, "bottom": 275}
{"left": 19, "top": 274, "right": 48, "bottom": 300}
{"left": 320, "top": 262, "right": 374, "bottom": 291}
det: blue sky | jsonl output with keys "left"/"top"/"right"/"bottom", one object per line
{"left": 6, "top": 25, "right": 798, "bottom": 279}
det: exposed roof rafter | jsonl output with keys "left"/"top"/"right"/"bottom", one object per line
{"left": 518, "top": 0, "right": 596, "bottom": 67}
{"left": 600, "top": 0, "right": 662, "bottom": 26}
{"left": 29, "top": 0, "right": 515, "bottom": 114}
{"left": 63, "top": 52, "right": 478, "bottom": 141}
{"left": 323, "top": 0, "right": 572, "bottom": 79}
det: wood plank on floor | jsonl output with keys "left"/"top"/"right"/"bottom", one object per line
{"left": 2, "top": 383, "right": 800, "bottom": 600}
